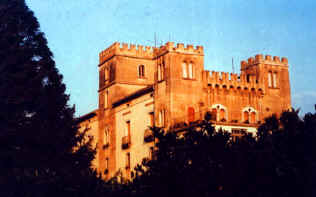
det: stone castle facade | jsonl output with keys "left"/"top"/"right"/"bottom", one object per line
{"left": 78, "top": 42, "right": 291, "bottom": 179}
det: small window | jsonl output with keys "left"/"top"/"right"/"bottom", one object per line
{"left": 188, "top": 107, "right": 195, "bottom": 123}
{"left": 125, "top": 121, "right": 130, "bottom": 137}
{"left": 158, "top": 64, "right": 165, "bottom": 81}
{"left": 182, "top": 62, "right": 188, "bottom": 78}
{"left": 268, "top": 72, "right": 272, "bottom": 87}
{"left": 126, "top": 153, "right": 130, "bottom": 169}
{"left": 104, "top": 128, "right": 110, "bottom": 145}
{"left": 105, "top": 158, "right": 109, "bottom": 170}
{"left": 138, "top": 65, "right": 145, "bottom": 78}
{"left": 104, "top": 91, "right": 108, "bottom": 108}
{"left": 149, "top": 147, "right": 154, "bottom": 160}
{"left": 158, "top": 109, "right": 165, "bottom": 127}
{"left": 149, "top": 112, "right": 154, "bottom": 127}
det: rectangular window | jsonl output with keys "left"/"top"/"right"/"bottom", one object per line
{"left": 104, "top": 68, "right": 109, "bottom": 83}
{"left": 149, "top": 112, "right": 154, "bottom": 127}
{"left": 159, "top": 110, "right": 165, "bottom": 127}
{"left": 273, "top": 73, "right": 277, "bottom": 88}
{"left": 126, "top": 153, "right": 130, "bottom": 169}
{"left": 125, "top": 121, "right": 130, "bottom": 137}
{"left": 104, "top": 91, "right": 108, "bottom": 108}
{"left": 105, "top": 158, "right": 109, "bottom": 169}
{"left": 158, "top": 64, "right": 165, "bottom": 81}
{"left": 138, "top": 65, "right": 145, "bottom": 78}
{"left": 109, "top": 64, "right": 115, "bottom": 82}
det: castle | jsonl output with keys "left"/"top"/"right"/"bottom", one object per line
{"left": 78, "top": 41, "right": 291, "bottom": 179}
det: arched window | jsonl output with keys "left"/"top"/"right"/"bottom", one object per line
{"left": 138, "top": 65, "right": 145, "bottom": 78}
{"left": 273, "top": 72, "right": 277, "bottom": 88}
{"left": 211, "top": 104, "right": 227, "bottom": 122}
{"left": 220, "top": 109, "right": 226, "bottom": 121}
{"left": 250, "top": 111, "right": 256, "bottom": 123}
{"left": 188, "top": 107, "right": 195, "bottom": 122}
{"left": 211, "top": 108, "right": 217, "bottom": 121}
{"left": 268, "top": 71, "right": 272, "bottom": 87}
{"left": 244, "top": 111, "right": 249, "bottom": 123}
{"left": 242, "top": 107, "right": 258, "bottom": 124}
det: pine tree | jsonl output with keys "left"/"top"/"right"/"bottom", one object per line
{"left": 0, "top": 1, "right": 101, "bottom": 196}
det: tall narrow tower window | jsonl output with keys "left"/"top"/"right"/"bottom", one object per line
{"left": 273, "top": 72, "right": 277, "bottom": 88}
{"left": 138, "top": 65, "right": 145, "bottom": 78}
{"left": 104, "top": 128, "right": 110, "bottom": 145}
{"left": 268, "top": 72, "right": 272, "bottom": 87}
{"left": 104, "top": 67, "right": 109, "bottom": 83}
{"left": 158, "top": 64, "right": 165, "bottom": 81}
{"left": 104, "top": 91, "right": 108, "bottom": 108}
{"left": 188, "top": 63, "right": 193, "bottom": 79}
{"left": 126, "top": 153, "right": 130, "bottom": 169}
{"left": 109, "top": 64, "right": 115, "bottom": 82}
{"left": 182, "top": 62, "right": 188, "bottom": 78}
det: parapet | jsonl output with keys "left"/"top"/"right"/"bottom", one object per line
{"left": 156, "top": 42, "right": 204, "bottom": 56}
{"left": 202, "top": 70, "right": 264, "bottom": 93}
{"left": 99, "top": 42, "right": 204, "bottom": 64}
{"left": 99, "top": 42, "right": 155, "bottom": 64}
{"left": 240, "top": 54, "right": 288, "bottom": 70}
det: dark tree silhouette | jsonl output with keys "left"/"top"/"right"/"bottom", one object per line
{"left": 128, "top": 109, "right": 316, "bottom": 197}
{"left": 0, "top": 1, "right": 104, "bottom": 196}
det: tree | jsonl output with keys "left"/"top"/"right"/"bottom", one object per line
{"left": 0, "top": 1, "right": 102, "bottom": 196}
{"left": 129, "top": 109, "right": 316, "bottom": 197}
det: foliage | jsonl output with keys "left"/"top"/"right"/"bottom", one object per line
{"left": 0, "top": 0, "right": 106, "bottom": 196}
{"left": 128, "top": 109, "right": 316, "bottom": 197}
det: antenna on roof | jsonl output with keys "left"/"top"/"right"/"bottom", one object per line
{"left": 154, "top": 32, "right": 157, "bottom": 48}
{"left": 232, "top": 58, "right": 235, "bottom": 73}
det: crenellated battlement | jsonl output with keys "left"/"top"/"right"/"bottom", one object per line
{"left": 99, "top": 42, "right": 156, "bottom": 64}
{"left": 241, "top": 54, "right": 288, "bottom": 70}
{"left": 99, "top": 42, "right": 204, "bottom": 64}
{"left": 155, "top": 42, "right": 204, "bottom": 56}
{"left": 202, "top": 70, "right": 264, "bottom": 93}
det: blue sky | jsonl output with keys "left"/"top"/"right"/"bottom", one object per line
{"left": 26, "top": 0, "right": 316, "bottom": 116}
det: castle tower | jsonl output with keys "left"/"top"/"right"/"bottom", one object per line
{"left": 153, "top": 42, "right": 205, "bottom": 128}
{"left": 240, "top": 54, "right": 291, "bottom": 119}
{"left": 97, "top": 43, "right": 156, "bottom": 177}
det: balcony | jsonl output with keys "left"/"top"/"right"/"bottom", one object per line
{"left": 144, "top": 129, "right": 154, "bottom": 143}
{"left": 121, "top": 136, "right": 130, "bottom": 149}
